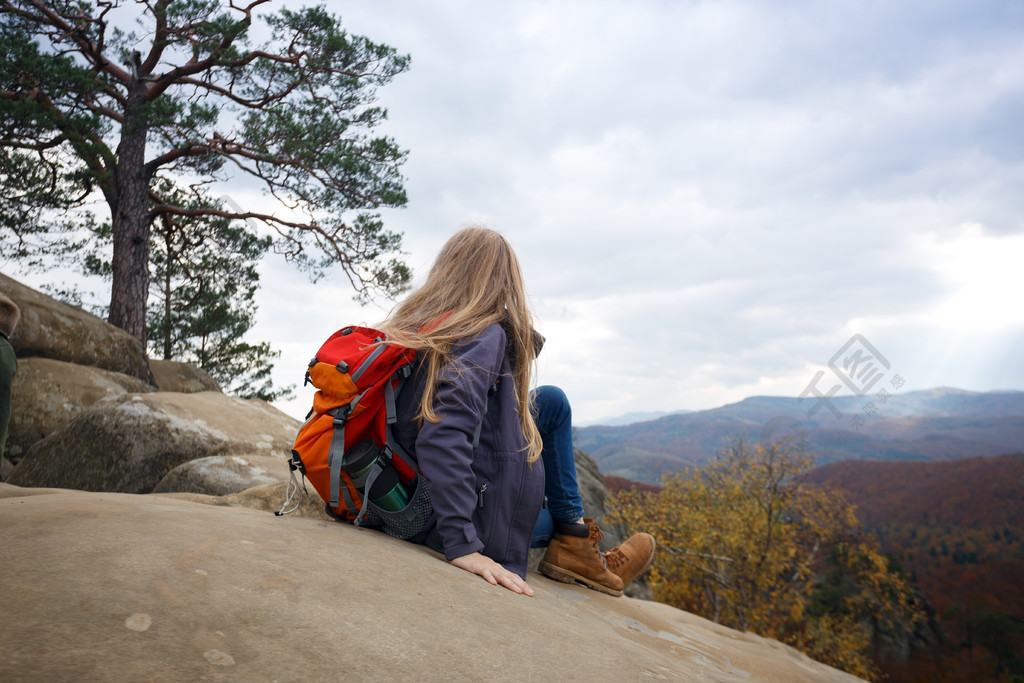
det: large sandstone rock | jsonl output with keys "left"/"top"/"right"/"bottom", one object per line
{"left": 0, "top": 485, "right": 864, "bottom": 682}
{"left": 7, "top": 391, "right": 299, "bottom": 493}
{"left": 5, "top": 357, "right": 155, "bottom": 463}
{"left": 0, "top": 272, "right": 152, "bottom": 383}
{"left": 152, "top": 454, "right": 289, "bottom": 496}
{"left": 148, "top": 358, "right": 221, "bottom": 393}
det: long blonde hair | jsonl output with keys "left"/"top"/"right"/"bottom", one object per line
{"left": 379, "top": 226, "right": 542, "bottom": 464}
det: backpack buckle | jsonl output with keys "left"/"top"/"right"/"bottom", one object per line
{"left": 331, "top": 405, "right": 351, "bottom": 426}
{"left": 287, "top": 450, "right": 307, "bottom": 475}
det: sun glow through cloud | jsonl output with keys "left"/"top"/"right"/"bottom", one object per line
{"left": 918, "top": 224, "right": 1024, "bottom": 331}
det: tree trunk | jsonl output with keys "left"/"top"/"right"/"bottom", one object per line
{"left": 108, "top": 75, "right": 151, "bottom": 345}
{"left": 163, "top": 224, "right": 172, "bottom": 360}
{"left": 163, "top": 265, "right": 172, "bottom": 360}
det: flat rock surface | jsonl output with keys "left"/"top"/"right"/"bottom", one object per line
{"left": 0, "top": 484, "right": 863, "bottom": 682}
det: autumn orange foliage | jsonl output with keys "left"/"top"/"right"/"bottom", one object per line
{"left": 609, "top": 439, "right": 926, "bottom": 681}
{"left": 603, "top": 476, "right": 660, "bottom": 496}
{"left": 808, "top": 453, "right": 1024, "bottom": 681}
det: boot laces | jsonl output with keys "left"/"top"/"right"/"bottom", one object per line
{"left": 604, "top": 547, "right": 628, "bottom": 570}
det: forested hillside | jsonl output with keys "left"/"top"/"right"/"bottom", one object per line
{"left": 808, "top": 453, "right": 1024, "bottom": 681}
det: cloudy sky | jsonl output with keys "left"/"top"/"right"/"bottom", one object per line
{"left": 253, "top": 0, "right": 1024, "bottom": 424}
{"left": 9, "top": 0, "right": 1024, "bottom": 424}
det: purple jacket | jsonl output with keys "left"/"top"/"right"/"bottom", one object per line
{"left": 393, "top": 323, "right": 545, "bottom": 578}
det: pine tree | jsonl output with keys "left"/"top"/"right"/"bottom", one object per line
{"left": 1, "top": 1, "right": 410, "bottom": 345}
{"left": 78, "top": 180, "right": 290, "bottom": 400}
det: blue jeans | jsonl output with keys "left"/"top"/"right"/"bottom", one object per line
{"left": 529, "top": 385, "right": 585, "bottom": 548}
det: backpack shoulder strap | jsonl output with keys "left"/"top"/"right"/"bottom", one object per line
{"left": 383, "top": 364, "right": 418, "bottom": 471}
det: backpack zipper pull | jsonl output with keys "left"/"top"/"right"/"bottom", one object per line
{"left": 477, "top": 483, "right": 487, "bottom": 508}
{"left": 304, "top": 357, "right": 318, "bottom": 386}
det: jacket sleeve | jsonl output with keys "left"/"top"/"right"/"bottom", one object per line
{"left": 415, "top": 324, "right": 506, "bottom": 561}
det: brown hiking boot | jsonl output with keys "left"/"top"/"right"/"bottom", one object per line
{"left": 539, "top": 518, "right": 624, "bottom": 596}
{"left": 604, "top": 533, "right": 656, "bottom": 589}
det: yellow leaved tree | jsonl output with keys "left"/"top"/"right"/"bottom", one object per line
{"left": 609, "top": 439, "right": 925, "bottom": 680}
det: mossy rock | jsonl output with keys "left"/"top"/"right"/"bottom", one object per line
{"left": 7, "top": 391, "right": 299, "bottom": 493}
{"left": 6, "top": 357, "right": 155, "bottom": 463}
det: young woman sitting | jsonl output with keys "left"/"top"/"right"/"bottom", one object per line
{"left": 382, "top": 226, "right": 655, "bottom": 596}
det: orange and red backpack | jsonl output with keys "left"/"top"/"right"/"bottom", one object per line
{"left": 276, "top": 326, "right": 430, "bottom": 539}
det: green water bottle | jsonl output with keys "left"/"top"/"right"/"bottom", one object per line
{"left": 368, "top": 465, "right": 410, "bottom": 512}
{"left": 340, "top": 440, "right": 381, "bottom": 487}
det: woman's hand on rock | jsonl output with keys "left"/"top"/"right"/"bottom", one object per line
{"left": 450, "top": 552, "right": 534, "bottom": 596}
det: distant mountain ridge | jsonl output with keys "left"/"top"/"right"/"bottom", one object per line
{"left": 574, "top": 409, "right": 693, "bottom": 428}
{"left": 573, "top": 387, "right": 1024, "bottom": 485}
